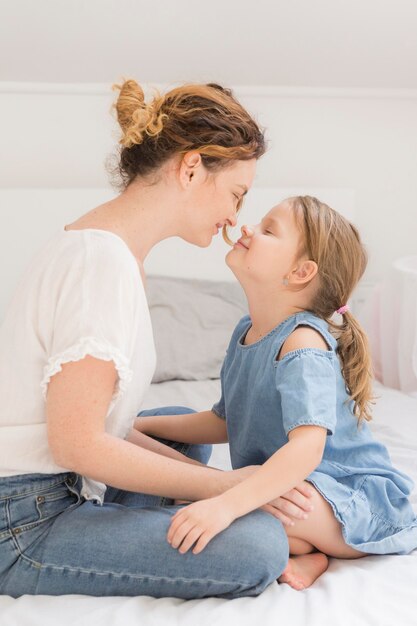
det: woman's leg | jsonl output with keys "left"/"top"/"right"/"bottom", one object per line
{"left": 278, "top": 483, "right": 366, "bottom": 591}
{"left": 0, "top": 472, "right": 290, "bottom": 599}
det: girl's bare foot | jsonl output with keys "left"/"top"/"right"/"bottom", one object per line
{"left": 278, "top": 552, "right": 329, "bottom": 590}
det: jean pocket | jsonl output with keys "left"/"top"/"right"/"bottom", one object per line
{"left": 6, "top": 477, "right": 81, "bottom": 536}
{"left": 35, "top": 480, "right": 81, "bottom": 522}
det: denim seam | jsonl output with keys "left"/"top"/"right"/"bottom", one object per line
{"left": 286, "top": 420, "right": 334, "bottom": 434}
{"left": 4, "top": 498, "right": 24, "bottom": 556}
{"left": 338, "top": 474, "right": 370, "bottom": 515}
{"left": 1, "top": 478, "right": 81, "bottom": 539}
{"left": 237, "top": 312, "right": 301, "bottom": 348}
{"left": 18, "top": 551, "right": 255, "bottom": 587}
{"left": 37, "top": 489, "right": 72, "bottom": 504}
{"left": 355, "top": 475, "right": 410, "bottom": 531}
{"left": 0, "top": 476, "right": 71, "bottom": 501}
{"left": 309, "top": 474, "right": 409, "bottom": 536}
{"left": 211, "top": 406, "right": 226, "bottom": 420}
{"left": 273, "top": 348, "right": 335, "bottom": 367}
{"left": 2, "top": 501, "right": 82, "bottom": 538}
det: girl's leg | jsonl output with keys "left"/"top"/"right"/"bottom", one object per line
{"left": 278, "top": 483, "right": 366, "bottom": 591}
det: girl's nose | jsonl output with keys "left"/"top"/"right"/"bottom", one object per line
{"left": 241, "top": 224, "right": 254, "bottom": 237}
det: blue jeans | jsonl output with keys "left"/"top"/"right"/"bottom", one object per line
{"left": 0, "top": 406, "right": 289, "bottom": 599}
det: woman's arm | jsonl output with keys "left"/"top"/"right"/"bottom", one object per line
{"left": 134, "top": 410, "right": 228, "bottom": 444}
{"left": 46, "top": 355, "right": 245, "bottom": 501}
{"left": 125, "top": 428, "right": 207, "bottom": 466}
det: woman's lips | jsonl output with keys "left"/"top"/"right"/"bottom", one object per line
{"left": 234, "top": 239, "right": 248, "bottom": 249}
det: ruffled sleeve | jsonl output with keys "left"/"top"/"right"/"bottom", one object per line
{"left": 274, "top": 349, "right": 338, "bottom": 436}
{"left": 40, "top": 233, "right": 140, "bottom": 411}
{"left": 40, "top": 336, "right": 133, "bottom": 412}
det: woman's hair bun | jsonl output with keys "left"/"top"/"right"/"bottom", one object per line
{"left": 111, "top": 78, "right": 168, "bottom": 148}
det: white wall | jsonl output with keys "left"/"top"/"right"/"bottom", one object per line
{"left": 1, "top": 84, "right": 416, "bottom": 311}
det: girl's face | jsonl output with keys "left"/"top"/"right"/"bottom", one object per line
{"left": 179, "top": 156, "right": 257, "bottom": 247}
{"left": 226, "top": 200, "right": 303, "bottom": 286}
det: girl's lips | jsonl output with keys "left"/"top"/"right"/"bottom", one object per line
{"left": 234, "top": 240, "right": 248, "bottom": 249}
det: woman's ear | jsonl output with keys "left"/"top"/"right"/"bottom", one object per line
{"left": 292, "top": 260, "right": 318, "bottom": 284}
{"left": 178, "top": 151, "right": 203, "bottom": 188}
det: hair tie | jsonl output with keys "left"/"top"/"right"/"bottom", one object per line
{"left": 336, "top": 304, "right": 349, "bottom": 315}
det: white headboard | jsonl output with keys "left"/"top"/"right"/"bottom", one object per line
{"left": 0, "top": 187, "right": 355, "bottom": 321}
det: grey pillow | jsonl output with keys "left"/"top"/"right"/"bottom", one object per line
{"left": 146, "top": 275, "right": 248, "bottom": 383}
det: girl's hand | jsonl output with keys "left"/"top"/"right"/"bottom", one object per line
{"left": 261, "top": 481, "right": 314, "bottom": 526}
{"left": 167, "top": 496, "right": 235, "bottom": 554}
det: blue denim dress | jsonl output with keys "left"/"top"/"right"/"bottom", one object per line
{"left": 212, "top": 311, "right": 417, "bottom": 555}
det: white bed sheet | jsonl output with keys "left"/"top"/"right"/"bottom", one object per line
{"left": 1, "top": 379, "right": 417, "bottom": 626}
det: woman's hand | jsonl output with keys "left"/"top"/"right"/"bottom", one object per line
{"left": 261, "top": 481, "right": 314, "bottom": 526}
{"left": 167, "top": 496, "right": 235, "bottom": 554}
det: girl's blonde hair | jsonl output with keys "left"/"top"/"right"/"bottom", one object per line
{"left": 289, "top": 195, "right": 376, "bottom": 426}
{"left": 107, "top": 78, "right": 267, "bottom": 196}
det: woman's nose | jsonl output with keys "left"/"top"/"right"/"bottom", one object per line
{"left": 227, "top": 212, "right": 238, "bottom": 228}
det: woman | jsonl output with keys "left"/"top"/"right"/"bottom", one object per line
{"left": 0, "top": 79, "right": 312, "bottom": 599}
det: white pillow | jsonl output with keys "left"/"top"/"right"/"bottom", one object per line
{"left": 146, "top": 276, "right": 248, "bottom": 383}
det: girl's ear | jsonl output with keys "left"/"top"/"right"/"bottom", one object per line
{"left": 292, "top": 260, "right": 318, "bottom": 283}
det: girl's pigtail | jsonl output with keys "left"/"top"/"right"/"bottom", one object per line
{"left": 334, "top": 310, "right": 377, "bottom": 426}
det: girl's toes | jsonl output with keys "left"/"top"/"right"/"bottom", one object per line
{"left": 278, "top": 571, "right": 305, "bottom": 590}
{"left": 278, "top": 564, "right": 306, "bottom": 590}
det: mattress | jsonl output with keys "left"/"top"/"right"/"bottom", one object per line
{"left": 1, "top": 379, "right": 416, "bottom": 626}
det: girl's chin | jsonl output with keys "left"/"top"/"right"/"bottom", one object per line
{"left": 226, "top": 246, "right": 243, "bottom": 261}
{"left": 225, "top": 249, "right": 235, "bottom": 264}
{"left": 225, "top": 254, "right": 240, "bottom": 273}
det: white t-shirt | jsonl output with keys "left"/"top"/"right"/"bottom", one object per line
{"left": 0, "top": 228, "right": 156, "bottom": 504}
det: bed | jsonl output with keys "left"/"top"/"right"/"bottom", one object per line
{"left": 1, "top": 273, "right": 417, "bottom": 626}
{"left": 1, "top": 189, "right": 416, "bottom": 624}
{"left": 1, "top": 378, "right": 416, "bottom": 625}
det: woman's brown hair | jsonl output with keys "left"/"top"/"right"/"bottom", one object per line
{"left": 107, "top": 78, "right": 267, "bottom": 239}
{"left": 288, "top": 195, "right": 377, "bottom": 426}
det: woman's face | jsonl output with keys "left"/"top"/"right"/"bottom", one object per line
{"left": 179, "top": 155, "right": 257, "bottom": 247}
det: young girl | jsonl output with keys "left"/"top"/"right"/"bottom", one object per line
{"left": 136, "top": 195, "right": 417, "bottom": 591}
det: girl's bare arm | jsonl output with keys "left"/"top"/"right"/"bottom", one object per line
{"left": 222, "top": 425, "right": 327, "bottom": 517}
{"left": 134, "top": 410, "right": 228, "bottom": 444}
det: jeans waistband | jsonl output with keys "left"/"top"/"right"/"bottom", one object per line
{"left": 0, "top": 471, "right": 79, "bottom": 500}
